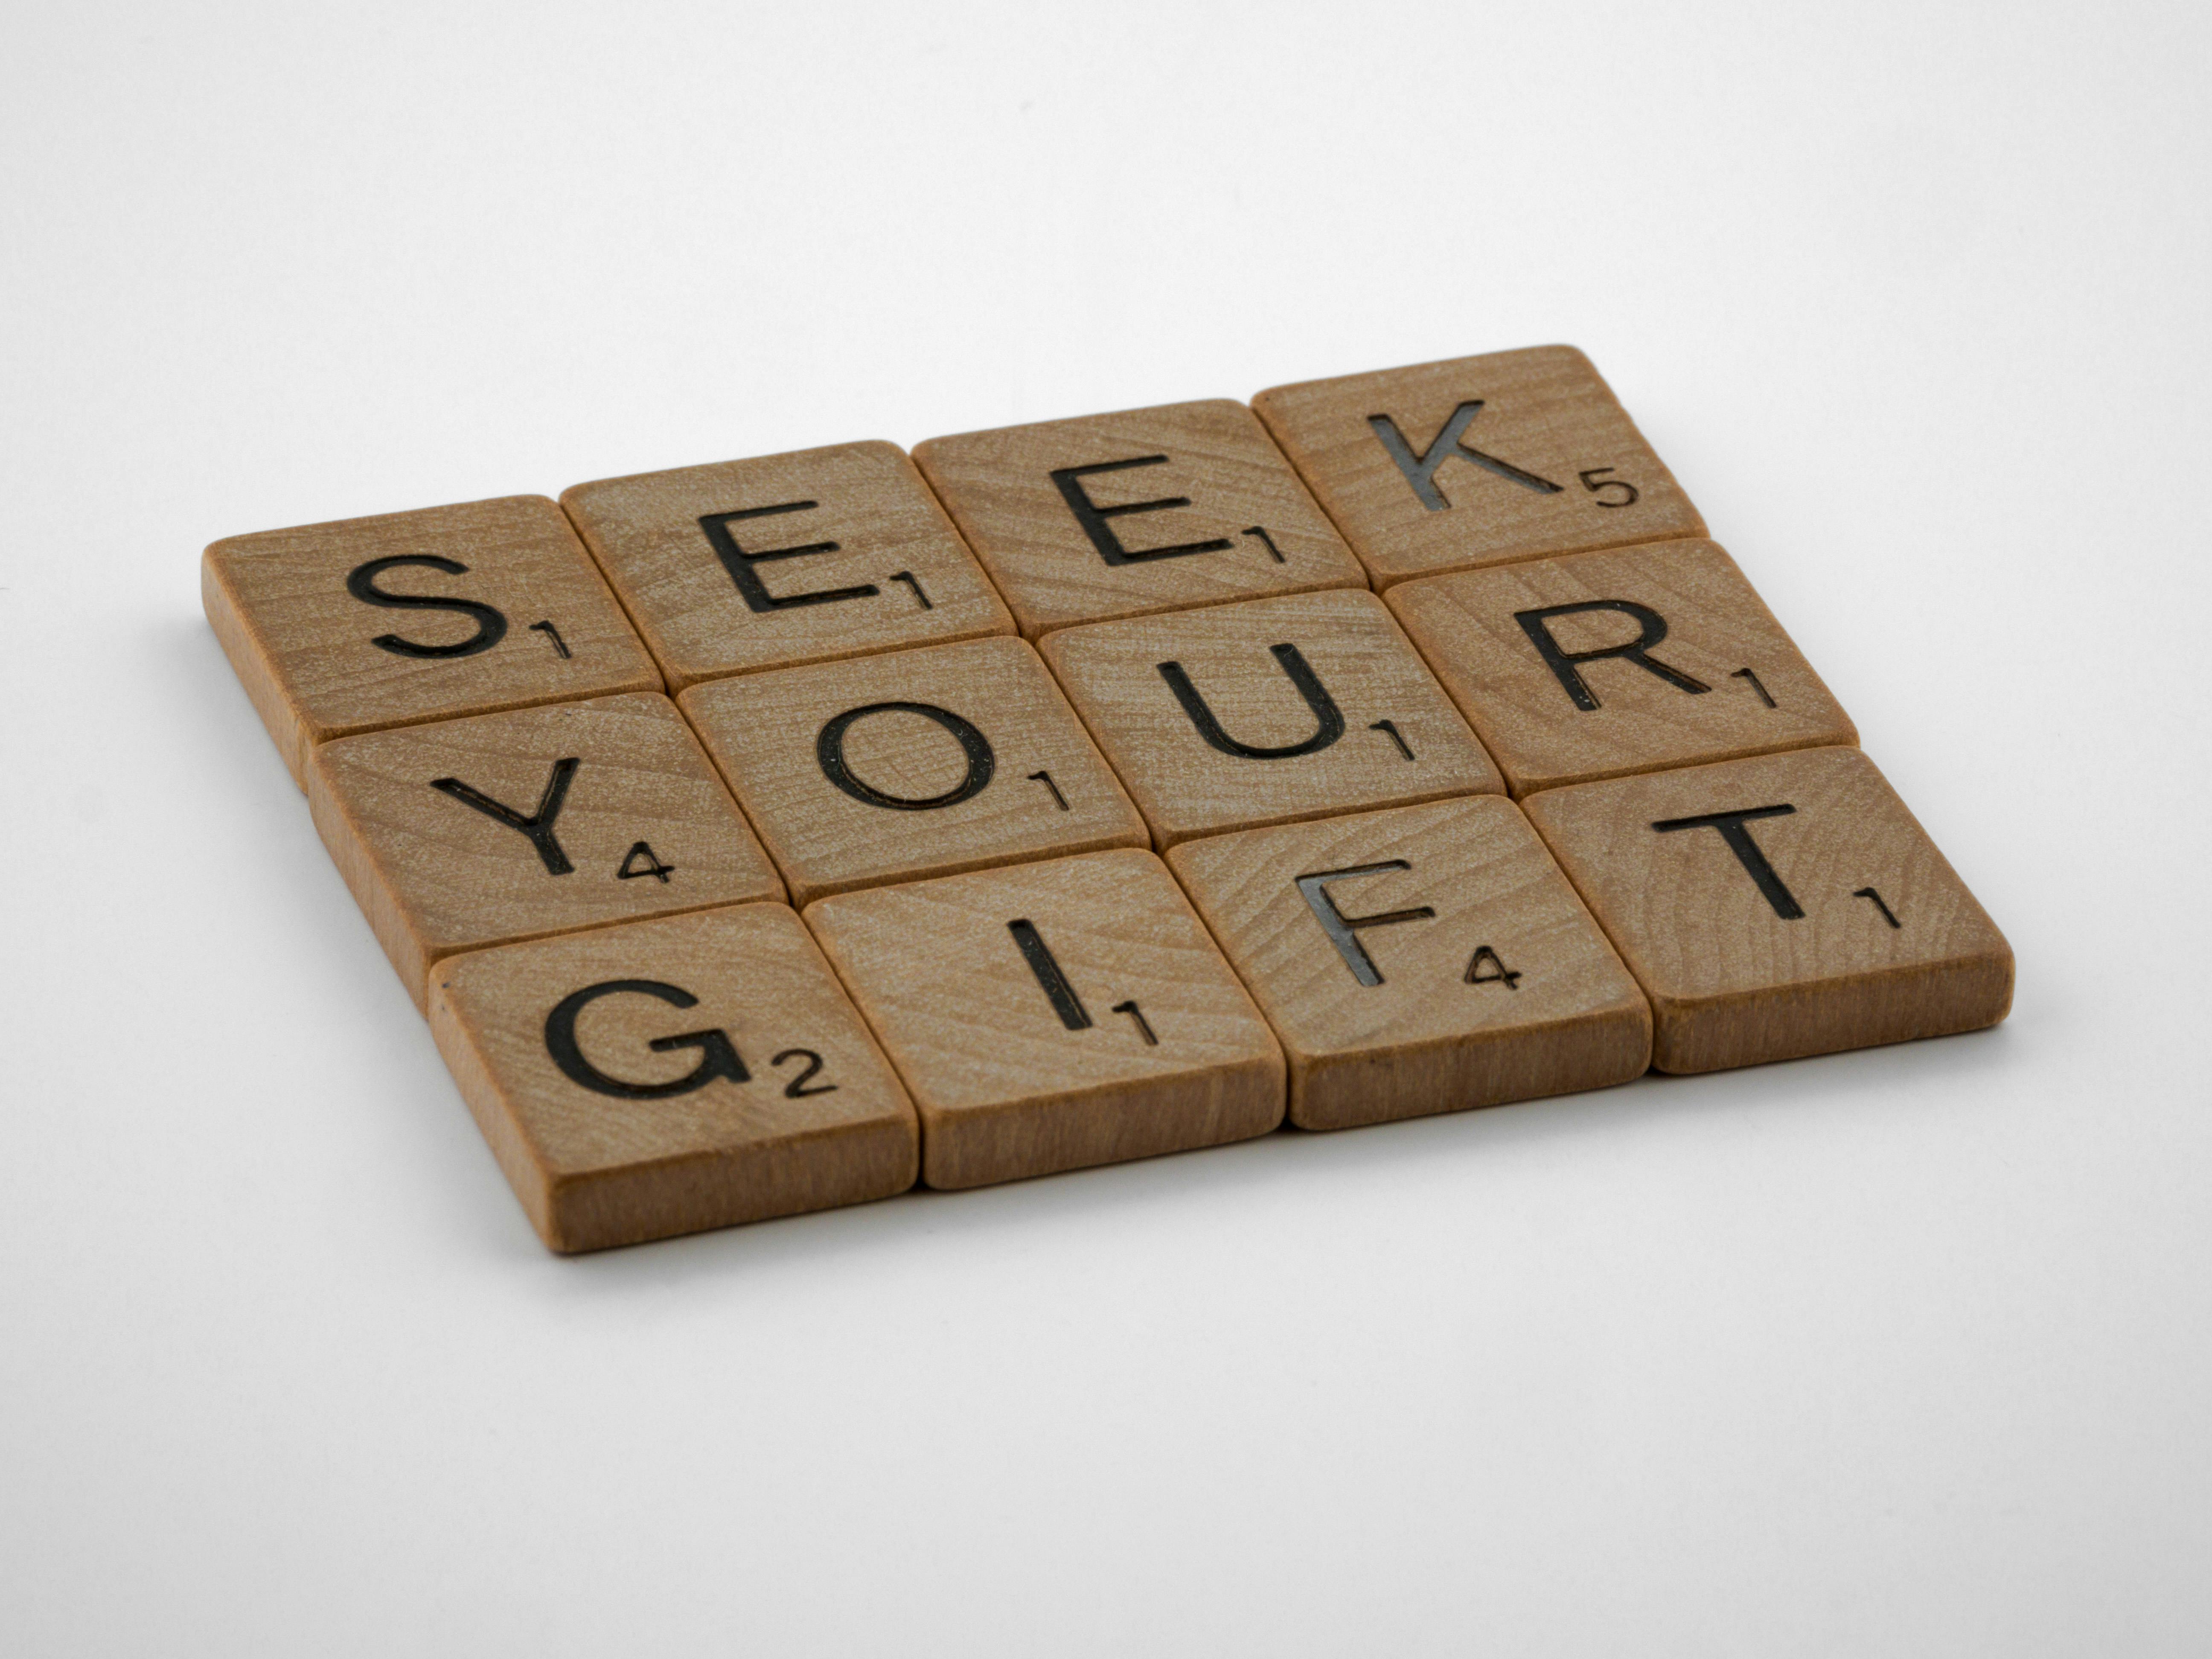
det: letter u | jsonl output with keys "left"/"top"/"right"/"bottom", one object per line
{"left": 1155, "top": 642, "right": 1347, "bottom": 760}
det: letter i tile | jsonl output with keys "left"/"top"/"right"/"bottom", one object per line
{"left": 1039, "top": 588, "right": 1504, "bottom": 847}
{"left": 430, "top": 903, "right": 917, "bottom": 1252}
{"left": 1167, "top": 797, "right": 1651, "bottom": 1129}
{"left": 1520, "top": 747, "right": 2012, "bottom": 1073}
{"left": 308, "top": 693, "right": 784, "bottom": 1009}
{"left": 803, "top": 849, "right": 1285, "bottom": 1188}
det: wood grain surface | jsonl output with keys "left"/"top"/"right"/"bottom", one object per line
{"left": 911, "top": 399, "right": 1366, "bottom": 637}
{"left": 308, "top": 692, "right": 784, "bottom": 1009}
{"left": 1521, "top": 747, "right": 2013, "bottom": 1073}
{"left": 429, "top": 903, "right": 917, "bottom": 1252}
{"left": 1167, "top": 797, "right": 1651, "bottom": 1129}
{"left": 560, "top": 441, "right": 1014, "bottom": 690}
{"left": 1253, "top": 346, "right": 1706, "bottom": 588}
{"left": 203, "top": 495, "right": 661, "bottom": 786}
{"left": 679, "top": 635, "right": 1147, "bottom": 906}
{"left": 1387, "top": 538, "right": 1857, "bottom": 795}
{"left": 803, "top": 849, "right": 1284, "bottom": 1189}
{"left": 1039, "top": 588, "right": 1503, "bottom": 847}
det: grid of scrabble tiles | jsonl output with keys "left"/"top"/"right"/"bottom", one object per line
{"left": 204, "top": 345, "right": 2013, "bottom": 1252}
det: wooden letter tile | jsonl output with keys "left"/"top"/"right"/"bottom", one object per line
{"left": 1167, "top": 798, "right": 1650, "bottom": 1130}
{"left": 308, "top": 692, "right": 784, "bottom": 1009}
{"left": 803, "top": 850, "right": 1284, "bottom": 1189}
{"left": 1520, "top": 747, "right": 2012, "bottom": 1074}
{"left": 679, "top": 636, "right": 1147, "bottom": 907}
{"left": 1388, "top": 538, "right": 1857, "bottom": 796}
{"left": 1039, "top": 589, "right": 1503, "bottom": 847}
{"left": 203, "top": 495, "right": 662, "bottom": 786}
{"left": 430, "top": 903, "right": 917, "bottom": 1252}
{"left": 560, "top": 442, "right": 1015, "bottom": 691}
{"left": 911, "top": 399, "right": 1367, "bottom": 637}
{"left": 1254, "top": 346, "right": 1706, "bottom": 588}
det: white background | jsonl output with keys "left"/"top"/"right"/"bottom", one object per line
{"left": 3, "top": 2, "right": 2207, "bottom": 1652}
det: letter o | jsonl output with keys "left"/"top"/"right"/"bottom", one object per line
{"left": 815, "top": 701, "right": 995, "bottom": 810}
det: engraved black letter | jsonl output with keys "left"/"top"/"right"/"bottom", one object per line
{"left": 1295, "top": 861, "right": 1437, "bottom": 986}
{"left": 430, "top": 757, "right": 579, "bottom": 875}
{"left": 346, "top": 556, "right": 508, "bottom": 659}
{"left": 1368, "top": 402, "right": 1562, "bottom": 510}
{"left": 1515, "top": 600, "right": 1710, "bottom": 711}
{"left": 1008, "top": 919, "right": 1092, "bottom": 1030}
{"left": 816, "top": 702, "right": 995, "bottom": 810}
{"left": 543, "top": 979, "right": 749, "bottom": 1099}
{"left": 698, "top": 501, "right": 880, "bottom": 613}
{"left": 1651, "top": 804, "right": 1804, "bottom": 919}
{"left": 1049, "top": 456, "right": 1234, "bottom": 566}
{"left": 1158, "top": 643, "right": 1346, "bottom": 760}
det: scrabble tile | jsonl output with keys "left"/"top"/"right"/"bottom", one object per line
{"left": 803, "top": 850, "right": 1284, "bottom": 1189}
{"left": 1254, "top": 346, "right": 1706, "bottom": 588}
{"left": 203, "top": 495, "right": 662, "bottom": 786}
{"left": 1038, "top": 588, "right": 1503, "bottom": 848}
{"left": 679, "top": 636, "right": 1147, "bottom": 907}
{"left": 1388, "top": 538, "right": 1857, "bottom": 797}
{"left": 1167, "top": 798, "right": 1651, "bottom": 1131}
{"left": 1520, "top": 748, "right": 2012, "bottom": 1074}
{"left": 308, "top": 692, "right": 784, "bottom": 1010}
{"left": 911, "top": 399, "right": 1367, "bottom": 637}
{"left": 429, "top": 903, "right": 918, "bottom": 1252}
{"left": 560, "top": 441, "right": 1015, "bottom": 691}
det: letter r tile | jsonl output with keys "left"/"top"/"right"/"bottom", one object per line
{"left": 1387, "top": 539, "right": 1857, "bottom": 796}
{"left": 803, "top": 850, "right": 1284, "bottom": 1189}
{"left": 202, "top": 495, "right": 662, "bottom": 787}
{"left": 308, "top": 692, "right": 784, "bottom": 1009}
{"left": 430, "top": 903, "right": 917, "bottom": 1252}
{"left": 679, "top": 635, "right": 1147, "bottom": 907}
{"left": 560, "top": 441, "right": 1015, "bottom": 691}
{"left": 1254, "top": 346, "right": 1706, "bottom": 588}
{"left": 1039, "top": 589, "right": 1503, "bottom": 847}
{"left": 1520, "top": 748, "right": 2012, "bottom": 1073}
{"left": 912, "top": 399, "right": 1368, "bottom": 637}
{"left": 1168, "top": 797, "right": 1651, "bottom": 1130}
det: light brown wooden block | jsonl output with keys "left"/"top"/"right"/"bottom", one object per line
{"left": 429, "top": 903, "right": 918, "bottom": 1252}
{"left": 1167, "top": 797, "right": 1651, "bottom": 1130}
{"left": 1387, "top": 538, "right": 1857, "bottom": 797}
{"left": 203, "top": 495, "right": 662, "bottom": 786}
{"left": 559, "top": 441, "right": 1015, "bottom": 691}
{"left": 308, "top": 692, "right": 784, "bottom": 1010}
{"left": 1038, "top": 588, "right": 1503, "bottom": 848}
{"left": 1520, "top": 747, "right": 2012, "bottom": 1074}
{"left": 803, "top": 850, "right": 1284, "bottom": 1189}
{"left": 1253, "top": 346, "right": 1706, "bottom": 588}
{"left": 911, "top": 399, "right": 1367, "bottom": 637}
{"left": 678, "top": 636, "right": 1147, "bottom": 907}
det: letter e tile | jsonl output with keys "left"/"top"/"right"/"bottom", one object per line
{"left": 803, "top": 850, "right": 1284, "bottom": 1188}
{"left": 1520, "top": 748, "right": 2012, "bottom": 1073}
{"left": 913, "top": 400, "right": 1366, "bottom": 637}
{"left": 560, "top": 441, "right": 1015, "bottom": 690}
{"left": 430, "top": 904, "right": 917, "bottom": 1252}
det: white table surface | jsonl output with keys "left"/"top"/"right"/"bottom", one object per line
{"left": 5, "top": 3, "right": 2207, "bottom": 1653}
